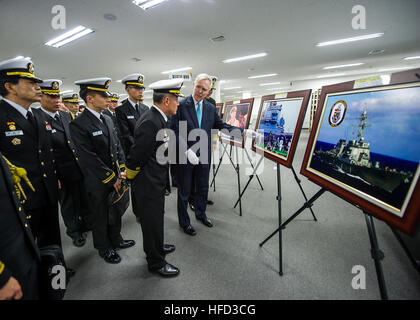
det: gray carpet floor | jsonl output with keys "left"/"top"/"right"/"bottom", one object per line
{"left": 63, "top": 130, "right": 420, "bottom": 300}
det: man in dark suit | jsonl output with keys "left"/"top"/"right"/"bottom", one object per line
{"left": 70, "top": 78, "right": 135, "bottom": 264}
{"left": 171, "top": 73, "right": 242, "bottom": 236}
{"left": 36, "top": 79, "right": 89, "bottom": 247}
{"left": 103, "top": 93, "right": 122, "bottom": 142}
{"left": 115, "top": 74, "right": 149, "bottom": 221}
{"left": 0, "top": 151, "right": 40, "bottom": 300}
{"left": 0, "top": 57, "right": 61, "bottom": 248}
{"left": 62, "top": 92, "right": 80, "bottom": 120}
{"left": 126, "top": 79, "right": 183, "bottom": 277}
{"left": 115, "top": 74, "right": 149, "bottom": 156}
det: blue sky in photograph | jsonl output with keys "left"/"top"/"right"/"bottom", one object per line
{"left": 316, "top": 85, "right": 420, "bottom": 162}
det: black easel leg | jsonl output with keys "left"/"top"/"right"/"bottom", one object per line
{"left": 235, "top": 146, "right": 242, "bottom": 217}
{"left": 244, "top": 148, "right": 264, "bottom": 190}
{"left": 276, "top": 163, "right": 283, "bottom": 276}
{"left": 259, "top": 188, "right": 326, "bottom": 247}
{"left": 291, "top": 166, "right": 317, "bottom": 221}
{"left": 210, "top": 143, "right": 228, "bottom": 188}
{"left": 364, "top": 212, "right": 388, "bottom": 300}
{"left": 233, "top": 155, "right": 264, "bottom": 208}
{"left": 212, "top": 152, "right": 216, "bottom": 192}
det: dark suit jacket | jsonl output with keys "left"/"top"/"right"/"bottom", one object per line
{"left": 102, "top": 109, "right": 122, "bottom": 143}
{"left": 115, "top": 100, "right": 148, "bottom": 155}
{"left": 170, "top": 95, "right": 239, "bottom": 164}
{"left": 0, "top": 100, "right": 58, "bottom": 210}
{"left": 69, "top": 108, "right": 125, "bottom": 191}
{"left": 0, "top": 152, "right": 40, "bottom": 288}
{"left": 34, "top": 109, "right": 83, "bottom": 182}
{"left": 127, "top": 107, "right": 168, "bottom": 199}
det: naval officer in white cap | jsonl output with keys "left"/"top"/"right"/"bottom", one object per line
{"left": 69, "top": 78, "right": 135, "bottom": 264}
{"left": 62, "top": 92, "right": 80, "bottom": 119}
{"left": 126, "top": 78, "right": 184, "bottom": 277}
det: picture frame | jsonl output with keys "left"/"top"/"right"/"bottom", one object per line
{"left": 300, "top": 69, "right": 420, "bottom": 235}
{"left": 251, "top": 90, "right": 311, "bottom": 168}
{"left": 221, "top": 98, "right": 254, "bottom": 148}
{"left": 216, "top": 103, "right": 223, "bottom": 118}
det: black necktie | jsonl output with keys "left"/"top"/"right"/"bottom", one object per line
{"left": 54, "top": 114, "right": 60, "bottom": 122}
{"left": 135, "top": 104, "right": 139, "bottom": 116}
{"left": 27, "top": 111, "right": 36, "bottom": 129}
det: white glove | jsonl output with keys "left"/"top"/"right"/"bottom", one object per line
{"left": 186, "top": 149, "right": 199, "bottom": 165}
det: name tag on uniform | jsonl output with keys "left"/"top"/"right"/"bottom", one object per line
{"left": 5, "top": 130, "right": 24, "bottom": 137}
{"left": 51, "top": 129, "right": 57, "bottom": 133}
{"left": 127, "top": 115, "right": 135, "bottom": 119}
{"left": 92, "top": 130, "right": 103, "bottom": 136}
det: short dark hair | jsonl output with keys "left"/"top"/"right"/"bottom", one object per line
{"left": 80, "top": 89, "right": 101, "bottom": 104}
{"left": 0, "top": 77, "right": 20, "bottom": 97}
{"left": 153, "top": 92, "right": 168, "bottom": 105}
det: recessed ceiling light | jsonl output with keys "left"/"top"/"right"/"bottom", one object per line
{"left": 133, "top": 0, "right": 168, "bottom": 10}
{"left": 316, "top": 73, "right": 346, "bottom": 78}
{"left": 45, "top": 25, "right": 94, "bottom": 48}
{"left": 161, "top": 66, "right": 192, "bottom": 74}
{"left": 259, "top": 82, "right": 282, "bottom": 86}
{"left": 316, "top": 33, "right": 384, "bottom": 47}
{"left": 403, "top": 56, "right": 420, "bottom": 60}
{"left": 104, "top": 14, "right": 117, "bottom": 21}
{"left": 248, "top": 73, "right": 277, "bottom": 79}
{"left": 223, "top": 86, "right": 242, "bottom": 90}
{"left": 323, "top": 63, "right": 364, "bottom": 70}
{"left": 222, "top": 52, "right": 267, "bottom": 63}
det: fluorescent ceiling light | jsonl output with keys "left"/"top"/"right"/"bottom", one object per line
{"left": 248, "top": 73, "right": 277, "bottom": 79}
{"left": 403, "top": 56, "right": 420, "bottom": 60}
{"left": 161, "top": 66, "right": 192, "bottom": 74}
{"left": 45, "top": 26, "right": 94, "bottom": 48}
{"left": 259, "top": 82, "right": 282, "bottom": 86}
{"left": 266, "top": 87, "right": 290, "bottom": 91}
{"left": 223, "top": 86, "right": 241, "bottom": 90}
{"left": 133, "top": 0, "right": 167, "bottom": 10}
{"left": 222, "top": 52, "right": 267, "bottom": 63}
{"left": 316, "top": 73, "right": 346, "bottom": 78}
{"left": 323, "top": 63, "right": 364, "bottom": 70}
{"left": 316, "top": 33, "right": 384, "bottom": 47}
{"left": 377, "top": 67, "right": 409, "bottom": 72}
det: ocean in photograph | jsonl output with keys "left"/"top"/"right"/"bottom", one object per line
{"left": 255, "top": 98, "right": 303, "bottom": 159}
{"left": 309, "top": 84, "right": 420, "bottom": 213}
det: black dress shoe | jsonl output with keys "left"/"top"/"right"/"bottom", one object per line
{"left": 116, "top": 239, "right": 135, "bottom": 249}
{"left": 150, "top": 263, "right": 180, "bottom": 277}
{"left": 207, "top": 200, "right": 214, "bottom": 205}
{"left": 183, "top": 225, "right": 196, "bottom": 236}
{"left": 197, "top": 217, "right": 213, "bottom": 228}
{"left": 100, "top": 249, "right": 121, "bottom": 264}
{"left": 163, "top": 244, "right": 176, "bottom": 254}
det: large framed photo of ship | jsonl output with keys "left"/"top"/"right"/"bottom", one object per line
{"left": 252, "top": 90, "right": 312, "bottom": 168}
{"left": 221, "top": 98, "right": 254, "bottom": 147}
{"left": 301, "top": 69, "right": 420, "bottom": 235}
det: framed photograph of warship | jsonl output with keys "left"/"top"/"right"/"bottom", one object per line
{"left": 300, "top": 68, "right": 420, "bottom": 235}
{"left": 251, "top": 90, "right": 312, "bottom": 168}
{"left": 216, "top": 103, "right": 223, "bottom": 117}
{"left": 221, "top": 98, "right": 254, "bottom": 147}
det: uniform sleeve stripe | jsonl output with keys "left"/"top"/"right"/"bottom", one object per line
{"left": 126, "top": 167, "right": 140, "bottom": 180}
{"left": 102, "top": 172, "right": 116, "bottom": 184}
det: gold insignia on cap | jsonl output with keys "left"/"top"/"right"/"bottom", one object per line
{"left": 105, "top": 80, "right": 111, "bottom": 89}
{"left": 52, "top": 81, "right": 59, "bottom": 90}
{"left": 113, "top": 94, "right": 117, "bottom": 99}
{"left": 27, "top": 63, "right": 34, "bottom": 74}
{"left": 73, "top": 94, "right": 78, "bottom": 99}
{"left": 138, "top": 75, "right": 144, "bottom": 83}
{"left": 11, "top": 138, "right": 21, "bottom": 145}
